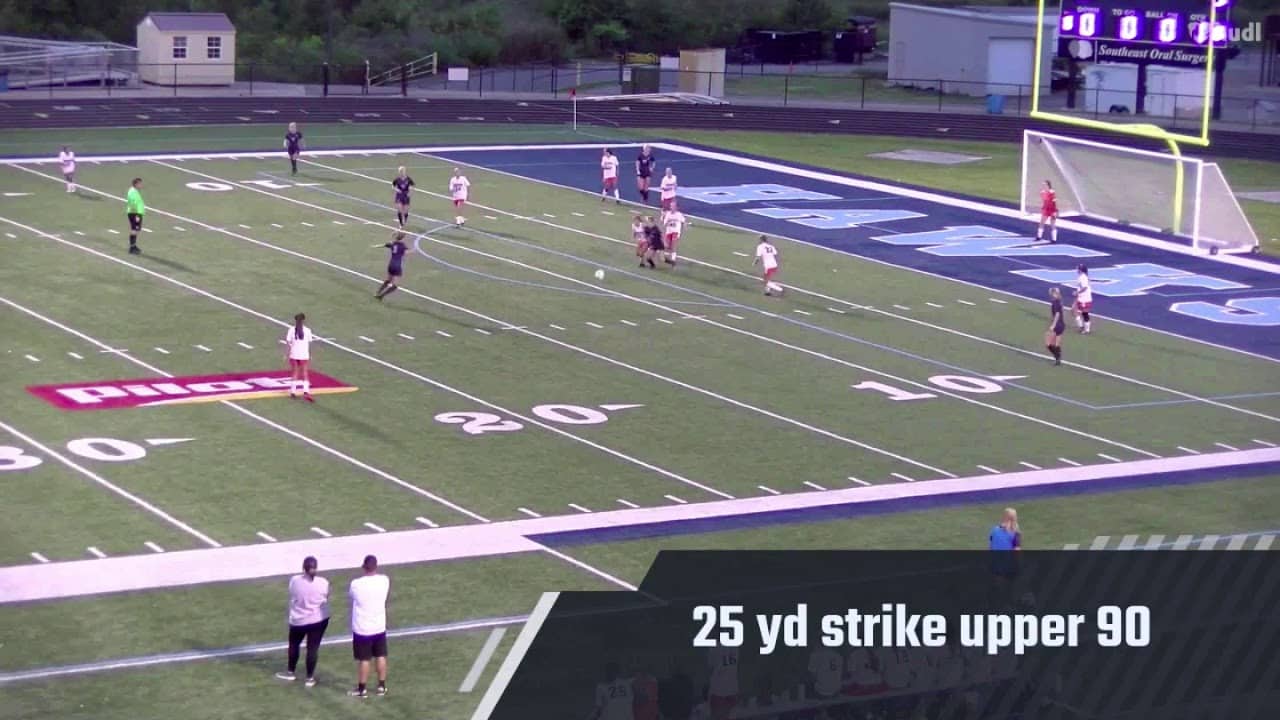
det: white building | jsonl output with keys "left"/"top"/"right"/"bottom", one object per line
{"left": 136, "top": 12, "right": 236, "bottom": 86}
{"left": 888, "top": 4, "right": 1056, "bottom": 96}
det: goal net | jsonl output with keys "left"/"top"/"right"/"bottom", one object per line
{"left": 1021, "top": 130, "right": 1259, "bottom": 254}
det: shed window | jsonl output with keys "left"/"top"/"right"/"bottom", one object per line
{"left": 172, "top": 36, "right": 187, "bottom": 59}
{"left": 207, "top": 36, "right": 222, "bottom": 59}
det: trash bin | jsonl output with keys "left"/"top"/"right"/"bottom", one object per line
{"left": 986, "top": 94, "right": 1005, "bottom": 114}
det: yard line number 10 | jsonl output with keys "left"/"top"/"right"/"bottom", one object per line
{"left": 852, "top": 374, "right": 1009, "bottom": 402}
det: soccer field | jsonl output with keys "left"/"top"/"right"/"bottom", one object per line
{"left": 1, "top": 126, "right": 1279, "bottom": 719}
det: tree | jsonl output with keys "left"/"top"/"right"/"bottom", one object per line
{"left": 588, "top": 20, "right": 628, "bottom": 55}
{"left": 782, "top": 0, "right": 833, "bottom": 29}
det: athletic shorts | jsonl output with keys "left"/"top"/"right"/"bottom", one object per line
{"left": 648, "top": 236, "right": 665, "bottom": 251}
{"left": 387, "top": 264, "right": 403, "bottom": 278}
{"left": 1052, "top": 323, "right": 1065, "bottom": 337}
{"left": 128, "top": 213, "right": 143, "bottom": 232}
{"left": 763, "top": 266, "right": 778, "bottom": 279}
{"left": 453, "top": 198, "right": 466, "bottom": 208}
{"left": 1075, "top": 301, "right": 1092, "bottom": 312}
{"left": 665, "top": 232, "right": 679, "bottom": 243}
{"left": 352, "top": 632, "right": 388, "bottom": 661}
{"left": 661, "top": 197, "right": 676, "bottom": 211}
{"left": 604, "top": 177, "right": 617, "bottom": 189}
{"left": 395, "top": 194, "right": 410, "bottom": 206}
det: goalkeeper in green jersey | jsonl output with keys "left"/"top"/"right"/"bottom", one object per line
{"left": 125, "top": 178, "right": 145, "bottom": 255}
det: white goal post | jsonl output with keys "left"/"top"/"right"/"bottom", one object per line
{"left": 1021, "top": 130, "right": 1259, "bottom": 254}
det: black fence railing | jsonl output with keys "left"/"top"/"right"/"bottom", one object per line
{"left": 3, "top": 62, "right": 1275, "bottom": 131}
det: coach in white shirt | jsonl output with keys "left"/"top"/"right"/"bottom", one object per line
{"left": 275, "top": 556, "right": 330, "bottom": 687}
{"left": 348, "top": 554, "right": 391, "bottom": 698}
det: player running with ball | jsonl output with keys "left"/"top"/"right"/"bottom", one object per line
{"left": 753, "top": 235, "right": 784, "bottom": 296}
{"left": 449, "top": 168, "right": 470, "bottom": 225}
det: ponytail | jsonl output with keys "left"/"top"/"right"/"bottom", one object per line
{"left": 294, "top": 313, "right": 305, "bottom": 341}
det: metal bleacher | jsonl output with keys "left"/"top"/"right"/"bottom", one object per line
{"left": 0, "top": 35, "right": 138, "bottom": 90}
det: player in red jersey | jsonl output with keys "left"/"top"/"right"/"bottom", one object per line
{"left": 600, "top": 149, "right": 621, "bottom": 203}
{"left": 1036, "top": 180, "right": 1059, "bottom": 243}
{"left": 661, "top": 205, "right": 686, "bottom": 266}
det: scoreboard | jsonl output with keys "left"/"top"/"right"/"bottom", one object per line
{"left": 1057, "top": 0, "right": 1233, "bottom": 67}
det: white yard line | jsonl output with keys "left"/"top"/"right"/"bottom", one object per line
{"left": 29, "top": 553, "right": 49, "bottom": 564}
{"left": 891, "top": 472, "right": 915, "bottom": 482}
{"left": 664, "top": 494, "right": 688, "bottom": 504}
{"left": 977, "top": 465, "right": 1001, "bottom": 474}
{"left": 255, "top": 531, "right": 278, "bottom": 543}
{"left": 311, "top": 527, "right": 332, "bottom": 538}
{"left": 568, "top": 503, "right": 592, "bottom": 514}
{"left": 1019, "top": 461, "right": 1042, "bottom": 470}
{"left": 1214, "top": 442, "right": 1239, "bottom": 451}
{"left": 430, "top": 149, "right": 1280, "bottom": 417}
{"left": 758, "top": 485, "right": 781, "bottom": 495}
{"left": 459, "top": 627, "right": 508, "bottom": 693}
{"left": 1, "top": 212, "right": 722, "bottom": 508}
{"left": 144, "top": 542, "right": 165, "bottom": 554}
{"left": 616, "top": 499, "right": 640, "bottom": 509}
{"left": 517, "top": 508, "right": 542, "bottom": 518}
{"left": 151, "top": 162, "right": 962, "bottom": 478}
{"left": 803, "top": 481, "right": 827, "bottom": 491}
{"left": 364, "top": 522, "right": 387, "bottom": 533}
{"left": 1254, "top": 439, "right": 1277, "bottom": 448}
{"left": 0, "top": 384, "right": 222, "bottom": 548}
{"left": 848, "top": 477, "right": 871, "bottom": 486}
{"left": 0, "top": 244, "right": 490, "bottom": 524}
{"left": 87, "top": 547, "right": 107, "bottom": 559}
{"left": 8, "top": 447, "right": 1277, "bottom": 604}
{"left": 1178, "top": 446, "right": 1201, "bottom": 455}
{"left": 295, "top": 159, "right": 1178, "bottom": 454}
{"left": 416, "top": 517, "right": 439, "bottom": 528}
{"left": 397, "top": 333, "right": 415, "bottom": 340}
{"left": 1058, "top": 457, "right": 1082, "bottom": 467}
{"left": 236, "top": 342, "right": 254, "bottom": 349}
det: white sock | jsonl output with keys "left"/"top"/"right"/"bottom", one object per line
{"left": 290, "top": 381, "right": 299, "bottom": 395}
{"left": 1052, "top": 228, "right": 1058, "bottom": 242}
{"left": 613, "top": 189, "right": 620, "bottom": 200}
{"left": 302, "top": 380, "right": 311, "bottom": 394}
{"left": 671, "top": 252, "right": 678, "bottom": 260}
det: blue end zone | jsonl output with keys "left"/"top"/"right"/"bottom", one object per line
{"left": 530, "top": 459, "right": 1280, "bottom": 547}
{"left": 430, "top": 142, "right": 1280, "bottom": 361}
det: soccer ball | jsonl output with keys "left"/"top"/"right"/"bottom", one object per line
{"left": 456, "top": 216, "right": 466, "bottom": 225}
{"left": 594, "top": 269, "right": 605, "bottom": 280}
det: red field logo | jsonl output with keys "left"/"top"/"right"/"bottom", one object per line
{"left": 27, "top": 370, "right": 357, "bottom": 411}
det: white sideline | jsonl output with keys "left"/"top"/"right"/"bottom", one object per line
{"left": 3, "top": 447, "right": 1277, "bottom": 604}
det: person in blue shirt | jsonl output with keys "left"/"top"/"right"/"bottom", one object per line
{"left": 989, "top": 508, "right": 1022, "bottom": 551}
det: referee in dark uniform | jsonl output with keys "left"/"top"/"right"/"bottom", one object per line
{"left": 125, "top": 178, "right": 145, "bottom": 255}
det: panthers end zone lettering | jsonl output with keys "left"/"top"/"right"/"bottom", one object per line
{"left": 28, "top": 370, "right": 357, "bottom": 411}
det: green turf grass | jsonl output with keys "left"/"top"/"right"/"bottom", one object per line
{"left": 1, "top": 123, "right": 1277, "bottom": 720}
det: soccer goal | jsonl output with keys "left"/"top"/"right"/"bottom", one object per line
{"left": 1021, "top": 130, "right": 1259, "bottom": 254}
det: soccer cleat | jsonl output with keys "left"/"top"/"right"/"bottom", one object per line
{"left": 305, "top": 677, "right": 317, "bottom": 688}
{"left": 376, "top": 685, "right": 387, "bottom": 696}
{"left": 128, "top": 246, "right": 141, "bottom": 255}
{"left": 646, "top": 258, "right": 655, "bottom": 269}
{"left": 303, "top": 393, "right": 314, "bottom": 403}
{"left": 275, "top": 671, "right": 296, "bottom": 681}
{"left": 348, "top": 688, "right": 368, "bottom": 698}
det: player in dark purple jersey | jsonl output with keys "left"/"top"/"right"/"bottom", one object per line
{"left": 1045, "top": 287, "right": 1065, "bottom": 366}
{"left": 284, "top": 122, "right": 303, "bottom": 176}
{"left": 374, "top": 231, "right": 408, "bottom": 301}
{"left": 635, "top": 145, "right": 656, "bottom": 204}
{"left": 639, "top": 217, "right": 663, "bottom": 269}
{"left": 392, "top": 166, "right": 415, "bottom": 228}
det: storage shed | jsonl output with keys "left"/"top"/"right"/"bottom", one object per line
{"left": 888, "top": 4, "right": 1055, "bottom": 96}
{"left": 136, "top": 12, "right": 235, "bottom": 86}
